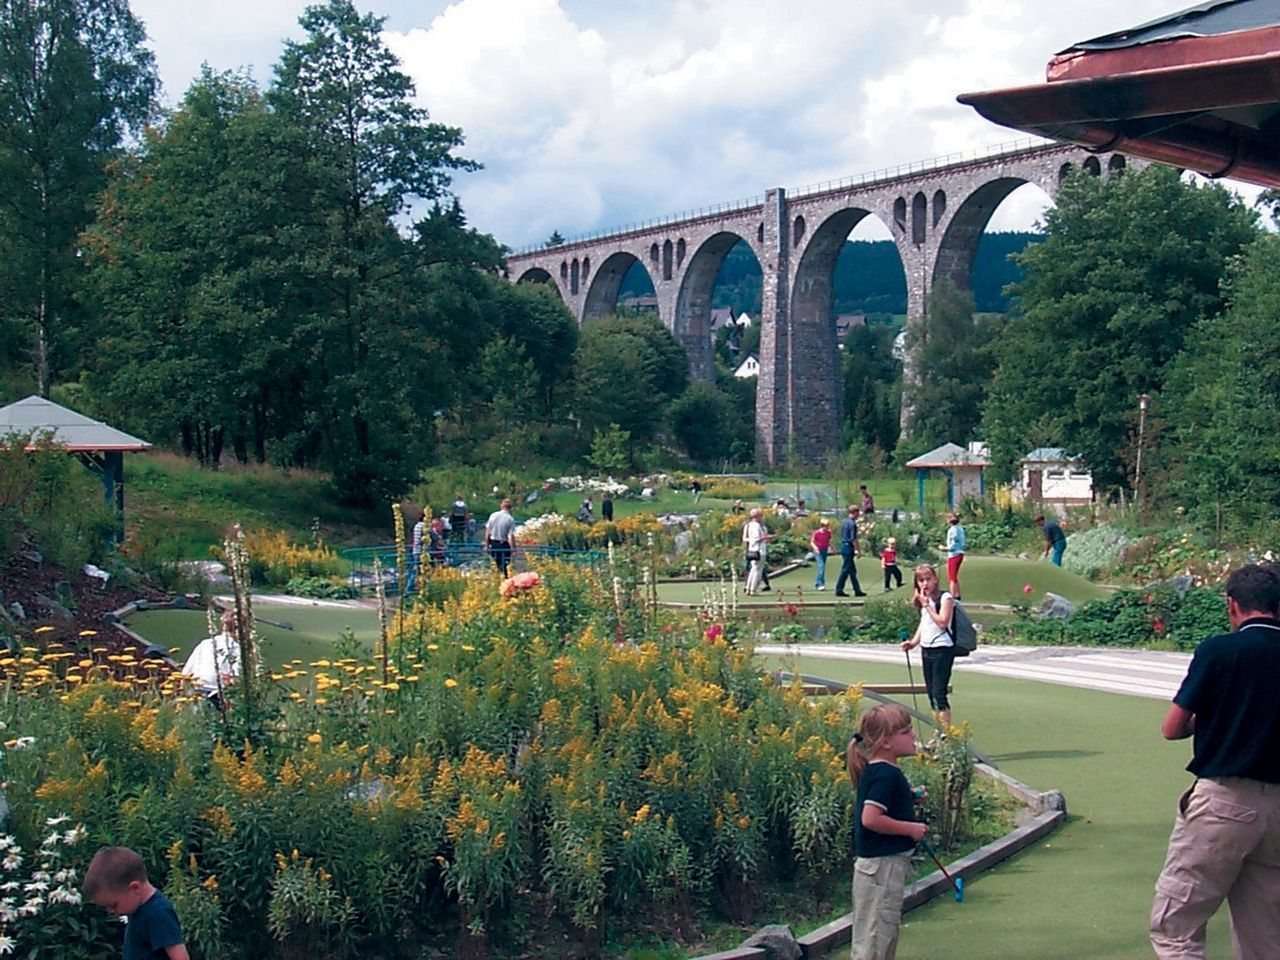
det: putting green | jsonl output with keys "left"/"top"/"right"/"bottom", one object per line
{"left": 658, "top": 555, "right": 1112, "bottom": 608}
{"left": 125, "top": 602, "right": 382, "bottom": 669}
{"left": 756, "top": 654, "right": 1228, "bottom": 959}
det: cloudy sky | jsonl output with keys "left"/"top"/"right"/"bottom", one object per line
{"left": 129, "top": 0, "right": 1199, "bottom": 248}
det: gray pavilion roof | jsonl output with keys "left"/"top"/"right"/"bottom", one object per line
{"left": 0, "top": 396, "right": 150, "bottom": 451}
{"left": 904, "top": 442, "right": 991, "bottom": 469}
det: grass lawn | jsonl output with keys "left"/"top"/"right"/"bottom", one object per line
{"left": 125, "top": 601, "right": 382, "bottom": 669}
{"left": 762, "top": 479, "right": 937, "bottom": 515}
{"left": 656, "top": 555, "right": 1113, "bottom": 609}
{"left": 127, "top": 451, "right": 387, "bottom": 557}
{"left": 755, "top": 654, "right": 1229, "bottom": 960}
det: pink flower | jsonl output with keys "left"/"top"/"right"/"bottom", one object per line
{"left": 1023, "top": 583, "right": 1034, "bottom": 594}
{"left": 704, "top": 623, "right": 725, "bottom": 643}
{"left": 499, "top": 571, "right": 542, "bottom": 598}
{"left": 662, "top": 624, "right": 673, "bottom": 634}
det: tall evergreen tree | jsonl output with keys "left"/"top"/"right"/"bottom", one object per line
{"left": 0, "top": 0, "right": 156, "bottom": 394}
{"left": 268, "top": 0, "right": 482, "bottom": 501}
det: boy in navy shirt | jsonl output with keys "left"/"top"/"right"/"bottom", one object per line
{"left": 84, "top": 847, "right": 189, "bottom": 960}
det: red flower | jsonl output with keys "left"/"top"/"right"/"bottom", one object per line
{"left": 785, "top": 603, "right": 799, "bottom": 616}
{"left": 1144, "top": 594, "right": 1154, "bottom": 603}
{"left": 1154, "top": 619, "right": 1165, "bottom": 632}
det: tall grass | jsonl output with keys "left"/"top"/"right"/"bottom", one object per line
{"left": 126, "top": 452, "right": 386, "bottom": 558}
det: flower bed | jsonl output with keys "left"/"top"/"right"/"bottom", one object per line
{"left": 0, "top": 561, "right": 1000, "bottom": 958}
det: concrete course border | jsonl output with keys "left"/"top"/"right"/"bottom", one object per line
{"left": 105, "top": 595, "right": 202, "bottom": 666}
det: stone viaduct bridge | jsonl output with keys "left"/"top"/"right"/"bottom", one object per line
{"left": 504, "top": 140, "right": 1133, "bottom": 466}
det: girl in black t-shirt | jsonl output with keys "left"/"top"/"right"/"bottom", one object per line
{"left": 846, "top": 704, "right": 927, "bottom": 960}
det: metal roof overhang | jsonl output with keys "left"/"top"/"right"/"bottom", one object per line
{"left": 958, "top": 26, "right": 1280, "bottom": 186}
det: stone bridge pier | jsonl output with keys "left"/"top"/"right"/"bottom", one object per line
{"left": 504, "top": 142, "right": 1136, "bottom": 466}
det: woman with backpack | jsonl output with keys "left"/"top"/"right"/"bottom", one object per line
{"left": 900, "top": 563, "right": 955, "bottom": 729}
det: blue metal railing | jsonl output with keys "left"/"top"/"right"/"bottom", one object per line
{"left": 340, "top": 542, "right": 607, "bottom": 596}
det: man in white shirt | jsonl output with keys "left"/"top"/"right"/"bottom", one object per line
{"left": 182, "top": 611, "right": 243, "bottom": 711}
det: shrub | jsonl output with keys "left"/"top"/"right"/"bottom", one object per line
{"left": 987, "top": 584, "right": 1227, "bottom": 649}
{"left": 0, "top": 431, "right": 117, "bottom": 571}
{"left": 236, "top": 530, "right": 343, "bottom": 587}
{"left": 1061, "top": 523, "right": 1134, "bottom": 579}
{"left": 283, "top": 576, "right": 358, "bottom": 600}
{"left": 697, "top": 476, "right": 765, "bottom": 501}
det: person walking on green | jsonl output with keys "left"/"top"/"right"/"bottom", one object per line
{"left": 835, "top": 505, "right": 868, "bottom": 598}
{"left": 1036, "top": 515, "right": 1067, "bottom": 566}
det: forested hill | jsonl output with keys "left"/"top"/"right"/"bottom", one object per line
{"left": 622, "top": 231, "right": 1042, "bottom": 315}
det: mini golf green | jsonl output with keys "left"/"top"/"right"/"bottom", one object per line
{"left": 755, "top": 654, "right": 1229, "bottom": 959}
{"left": 125, "top": 601, "right": 382, "bottom": 669}
{"left": 657, "top": 555, "right": 1113, "bottom": 608}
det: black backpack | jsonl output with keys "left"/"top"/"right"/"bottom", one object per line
{"left": 935, "top": 595, "right": 978, "bottom": 657}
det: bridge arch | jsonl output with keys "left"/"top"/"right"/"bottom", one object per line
{"left": 516, "top": 266, "right": 560, "bottom": 293}
{"left": 583, "top": 252, "right": 656, "bottom": 325}
{"left": 675, "top": 230, "right": 759, "bottom": 381}
{"left": 931, "top": 175, "right": 1053, "bottom": 305}
{"left": 789, "top": 207, "right": 898, "bottom": 455}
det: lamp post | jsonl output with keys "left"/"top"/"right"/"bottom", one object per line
{"left": 1135, "top": 393, "right": 1151, "bottom": 508}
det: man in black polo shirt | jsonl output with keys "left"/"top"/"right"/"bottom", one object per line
{"left": 1150, "top": 564, "right": 1280, "bottom": 960}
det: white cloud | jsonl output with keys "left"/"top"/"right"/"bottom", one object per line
{"left": 129, "top": 0, "right": 1260, "bottom": 247}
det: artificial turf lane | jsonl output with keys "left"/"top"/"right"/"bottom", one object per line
{"left": 756, "top": 654, "right": 1230, "bottom": 960}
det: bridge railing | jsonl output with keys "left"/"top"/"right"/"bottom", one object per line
{"left": 786, "top": 136, "right": 1055, "bottom": 199}
{"left": 508, "top": 194, "right": 764, "bottom": 257}
{"left": 508, "top": 136, "right": 1058, "bottom": 255}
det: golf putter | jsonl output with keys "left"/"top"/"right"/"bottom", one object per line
{"left": 900, "top": 630, "right": 922, "bottom": 719}
{"left": 920, "top": 836, "right": 964, "bottom": 902}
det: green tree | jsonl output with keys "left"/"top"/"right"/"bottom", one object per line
{"left": 494, "top": 281, "right": 577, "bottom": 417}
{"left": 0, "top": 0, "right": 157, "bottom": 394}
{"left": 904, "top": 284, "right": 994, "bottom": 448}
{"left": 587, "top": 423, "right": 630, "bottom": 475}
{"left": 572, "top": 314, "right": 688, "bottom": 448}
{"left": 669, "top": 380, "right": 734, "bottom": 463}
{"left": 982, "top": 166, "right": 1259, "bottom": 487}
{"left": 842, "top": 321, "right": 900, "bottom": 451}
{"left": 82, "top": 69, "right": 311, "bottom": 467}
{"left": 268, "top": 0, "right": 483, "bottom": 502}
{"left": 1159, "top": 235, "right": 1280, "bottom": 532}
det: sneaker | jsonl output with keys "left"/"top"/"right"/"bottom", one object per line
{"left": 835, "top": 592, "right": 850, "bottom": 597}
{"left": 815, "top": 585, "right": 825, "bottom": 591}
{"left": 854, "top": 591, "right": 868, "bottom": 597}
{"left": 761, "top": 585, "right": 771, "bottom": 592}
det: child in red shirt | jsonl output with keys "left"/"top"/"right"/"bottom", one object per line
{"left": 811, "top": 520, "right": 833, "bottom": 591}
{"left": 882, "top": 537, "right": 903, "bottom": 592}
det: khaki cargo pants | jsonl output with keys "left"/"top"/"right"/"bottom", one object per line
{"left": 1150, "top": 777, "right": 1280, "bottom": 960}
{"left": 852, "top": 851, "right": 911, "bottom": 960}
